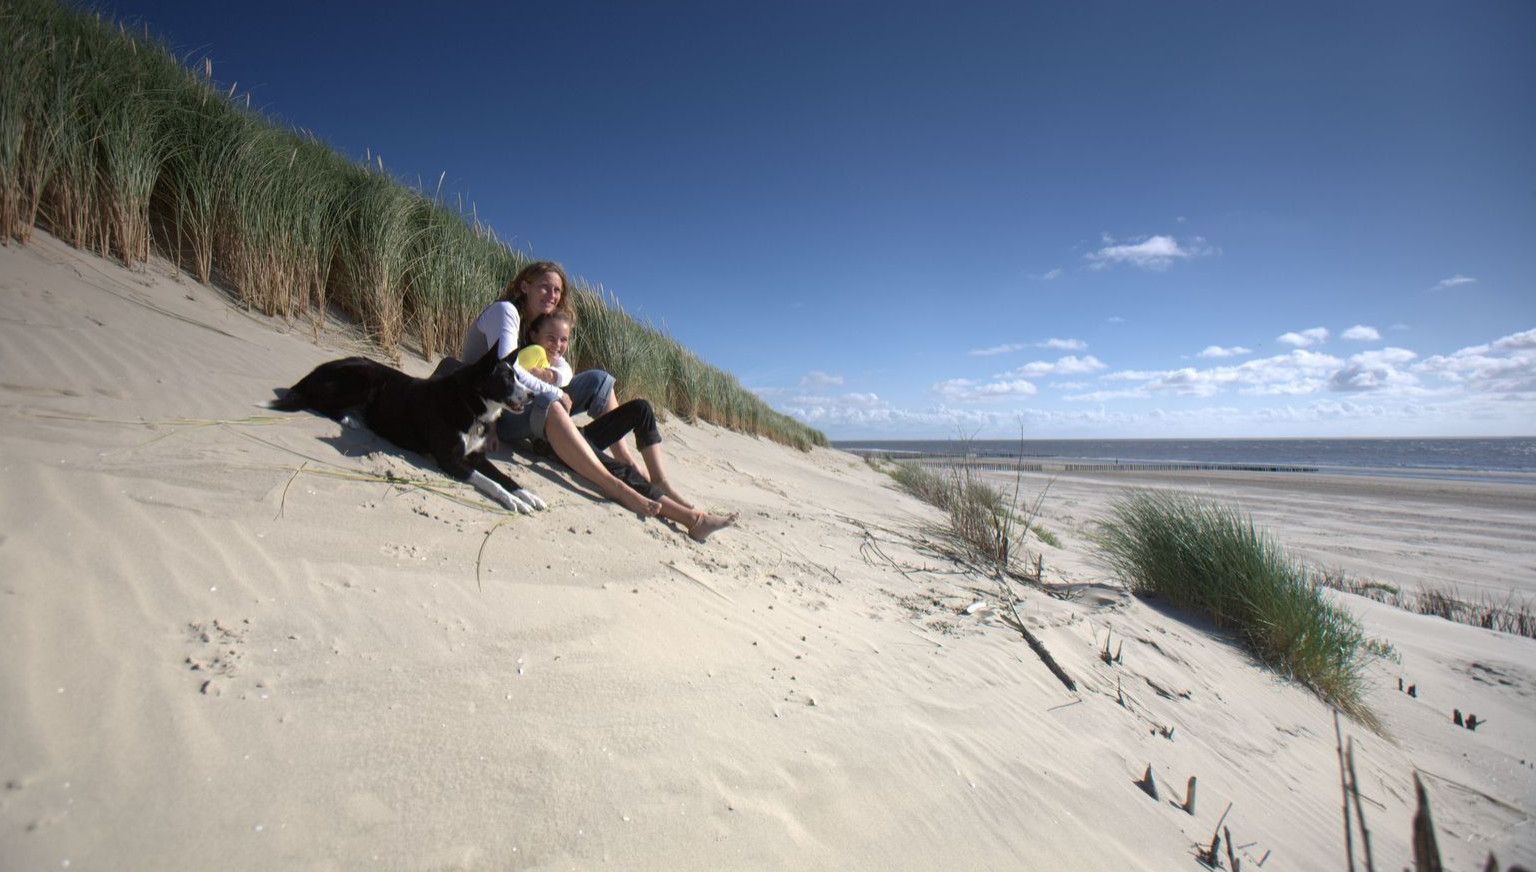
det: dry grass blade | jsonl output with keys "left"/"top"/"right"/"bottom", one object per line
{"left": 295, "top": 466, "right": 516, "bottom": 514}
{"left": 476, "top": 520, "right": 513, "bottom": 593}
{"left": 276, "top": 460, "right": 307, "bottom": 520}
{"left": 25, "top": 409, "right": 290, "bottom": 427}
{"left": 1319, "top": 571, "right": 1534, "bottom": 639}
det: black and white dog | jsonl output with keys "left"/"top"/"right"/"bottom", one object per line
{"left": 272, "top": 348, "right": 547, "bottom": 513}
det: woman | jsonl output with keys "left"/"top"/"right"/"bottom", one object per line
{"left": 461, "top": 261, "right": 732, "bottom": 539}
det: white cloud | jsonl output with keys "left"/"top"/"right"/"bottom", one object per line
{"left": 1277, "top": 327, "right": 1330, "bottom": 348}
{"left": 968, "top": 343, "right": 1027, "bottom": 357}
{"left": 1062, "top": 387, "right": 1157, "bottom": 402}
{"left": 1038, "top": 337, "right": 1087, "bottom": 351}
{"left": 1072, "top": 327, "right": 1533, "bottom": 404}
{"left": 1003, "top": 355, "right": 1108, "bottom": 378}
{"left": 839, "top": 392, "right": 883, "bottom": 406}
{"left": 1106, "top": 316, "right": 1126, "bottom": 324}
{"left": 971, "top": 338, "right": 1087, "bottom": 356}
{"left": 1431, "top": 274, "right": 1477, "bottom": 291}
{"left": 780, "top": 389, "right": 1535, "bottom": 439}
{"left": 1033, "top": 268, "right": 1064, "bottom": 281}
{"left": 1341, "top": 325, "right": 1381, "bottom": 342}
{"left": 799, "top": 370, "right": 844, "bottom": 389}
{"left": 1329, "top": 348, "right": 1420, "bottom": 393}
{"left": 1085, "top": 234, "right": 1214, "bottom": 271}
{"left": 776, "top": 390, "right": 892, "bottom": 425}
{"left": 1085, "top": 350, "right": 1345, "bottom": 400}
{"left": 1416, "top": 327, "right": 1536, "bottom": 396}
{"left": 1494, "top": 327, "right": 1536, "bottom": 351}
{"left": 1197, "top": 345, "right": 1252, "bottom": 359}
{"left": 782, "top": 326, "right": 1536, "bottom": 438}
{"left": 932, "top": 378, "right": 1039, "bottom": 402}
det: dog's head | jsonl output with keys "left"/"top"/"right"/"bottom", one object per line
{"left": 467, "top": 347, "right": 533, "bottom": 413}
{"left": 487, "top": 360, "right": 533, "bottom": 412}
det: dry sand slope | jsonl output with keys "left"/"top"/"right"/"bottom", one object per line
{"left": 1, "top": 232, "right": 1532, "bottom": 870}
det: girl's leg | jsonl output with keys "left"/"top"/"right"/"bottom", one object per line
{"left": 566, "top": 370, "right": 644, "bottom": 470}
{"left": 543, "top": 403, "right": 659, "bottom": 517}
{"left": 583, "top": 399, "right": 694, "bottom": 508}
{"left": 596, "top": 389, "right": 643, "bottom": 470}
{"left": 655, "top": 496, "right": 736, "bottom": 543}
{"left": 638, "top": 444, "right": 693, "bottom": 509}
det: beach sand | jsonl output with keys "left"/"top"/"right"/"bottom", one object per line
{"left": 2, "top": 232, "right": 1532, "bottom": 870}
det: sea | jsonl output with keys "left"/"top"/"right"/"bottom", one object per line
{"left": 832, "top": 437, "right": 1536, "bottom": 482}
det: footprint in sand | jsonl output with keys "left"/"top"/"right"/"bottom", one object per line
{"left": 184, "top": 618, "right": 251, "bottom": 697}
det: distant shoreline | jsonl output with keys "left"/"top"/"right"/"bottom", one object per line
{"left": 833, "top": 436, "right": 1536, "bottom": 481}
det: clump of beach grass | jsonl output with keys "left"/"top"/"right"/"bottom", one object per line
{"left": 884, "top": 459, "right": 1052, "bottom": 575}
{"left": 887, "top": 460, "right": 953, "bottom": 509}
{"left": 1319, "top": 570, "right": 1534, "bottom": 639}
{"left": 1091, "top": 490, "right": 1376, "bottom": 728}
{"left": 2, "top": 0, "right": 826, "bottom": 452}
{"left": 881, "top": 454, "right": 1074, "bottom": 689}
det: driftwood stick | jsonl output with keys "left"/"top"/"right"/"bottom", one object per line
{"left": 998, "top": 587, "right": 1076, "bottom": 691}
{"left": 1201, "top": 829, "right": 1222, "bottom": 867}
{"left": 1212, "top": 800, "right": 1232, "bottom": 835}
{"left": 1019, "top": 621, "right": 1077, "bottom": 691}
{"left": 1200, "top": 801, "right": 1233, "bottom": 866}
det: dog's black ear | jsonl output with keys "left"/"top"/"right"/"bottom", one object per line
{"left": 473, "top": 344, "right": 503, "bottom": 369}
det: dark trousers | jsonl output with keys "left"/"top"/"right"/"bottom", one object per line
{"left": 575, "top": 399, "right": 664, "bottom": 500}
{"left": 580, "top": 399, "right": 661, "bottom": 452}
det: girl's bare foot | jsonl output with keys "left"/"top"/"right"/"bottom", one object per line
{"left": 688, "top": 511, "right": 738, "bottom": 543}
{"left": 653, "top": 478, "right": 694, "bottom": 509}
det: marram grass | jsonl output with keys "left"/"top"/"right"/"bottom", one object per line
{"left": 0, "top": 0, "right": 825, "bottom": 451}
{"left": 884, "top": 460, "right": 1044, "bottom": 573}
{"left": 1092, "top": 490, "right": 1378, "bottom": 729}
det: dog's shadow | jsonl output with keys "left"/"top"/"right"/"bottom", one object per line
{"left": 287, "top": 416, "right": 609, "bottom": 511}
{"left": 493, "top": 439, "right": 615, "bottom": 505}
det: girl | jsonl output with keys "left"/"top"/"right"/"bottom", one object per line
{"left": 518, "top": 312, "right": 736, "bottom": 540}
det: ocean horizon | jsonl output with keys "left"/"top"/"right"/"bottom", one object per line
{"left": 832, "top": 436, "right": 1536, "bottom": 477}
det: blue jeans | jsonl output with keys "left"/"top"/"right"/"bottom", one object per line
{"left": 497, "top": 369, "right": 616, "bottom": 442}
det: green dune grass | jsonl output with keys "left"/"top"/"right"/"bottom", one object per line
{"left": 0, "top": 0, "right": 824, "bottom": 450}
{"left": 1092, "top": 489, "right": 1378, "bottom": 729}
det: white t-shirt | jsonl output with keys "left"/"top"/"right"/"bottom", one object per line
{"left": 460, "top": 302, "right": 569, "bottom": 401}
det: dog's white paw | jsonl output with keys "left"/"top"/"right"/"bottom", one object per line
{"left": 513, "top": 488, "right": 547, "bottom": 511}
{"left": 503, "top": 492, "right": 535, "bottom": 514}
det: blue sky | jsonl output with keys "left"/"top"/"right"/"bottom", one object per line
{"left": 115, "top": 1, "right": 1534, "bottom": 439}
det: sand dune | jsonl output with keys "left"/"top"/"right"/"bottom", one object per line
{"left": 2, "top": 233, "right": 1532, "bottom": 870}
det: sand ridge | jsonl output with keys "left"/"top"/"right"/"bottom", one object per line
{"left": 1, "top": 233, "right": 1532, "bottom": 869}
